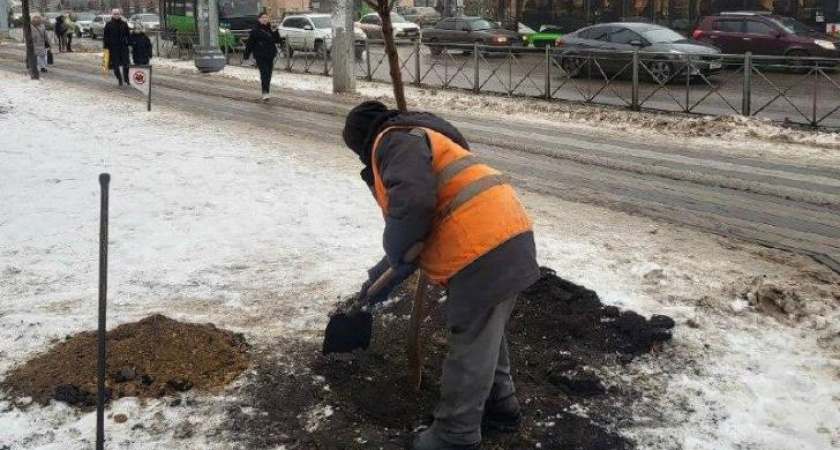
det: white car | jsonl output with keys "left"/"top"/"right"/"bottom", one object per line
{"left": 279, "top": 13, "right": 333, "bottom": 56}
{"left": 89, "top": 14, "right": 111, "bottom": 39}
{"left": 128, "top": 13, "right": 161, "bottom": 32}
{"left": 74, "top": 12, "right": 96, "bottom": 37}
{"left": 357, "top": 12, "right": 420, "bottom": 41}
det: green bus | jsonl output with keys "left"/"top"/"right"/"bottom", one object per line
{"left": 159, "top": 0, "right": 264, "bottom": 47}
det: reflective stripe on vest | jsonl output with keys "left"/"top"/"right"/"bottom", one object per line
{"left": 370, "top": 126, "right": 532, "bottom": 283}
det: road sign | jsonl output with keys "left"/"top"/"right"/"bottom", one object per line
{"left": 128, "top": 65, "right": 153, "bottom": 111}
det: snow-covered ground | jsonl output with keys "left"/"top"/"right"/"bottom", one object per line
{"left": 0, "top": 69, "right": 838, "bottom": 450}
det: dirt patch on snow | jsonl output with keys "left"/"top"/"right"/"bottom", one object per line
{"left": 0, "top": 314, "right": 250, "bottom": 408}
{"left": 226, "top": 268, "right": 676, "bottom": 449}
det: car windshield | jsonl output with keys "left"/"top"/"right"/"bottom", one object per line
{"left": 311, "top": 16, "right": 331, "bottom": 29}
{"left": 77, "top": 13, "right": 95, "bottom": 21}
{"left": 391, "top": 13, "right": 407, "bottom": 23}
{"left": 139, "top": 14, "right": 158, "bottom": 22}
{"left": 519, "top": 23, "right": 536, "bottom": 34}
{"left": 774, "top": 17, "right": 815, "bottom": 34}
{"left": 470, "top": 19, "right": 499, "bottom": 31}
{"left": 641, "top": 27, "right": 687, "bottom": 43}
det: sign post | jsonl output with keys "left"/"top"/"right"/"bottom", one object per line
{"left": 128, "top": 65, "right": 153, "bottom": 111}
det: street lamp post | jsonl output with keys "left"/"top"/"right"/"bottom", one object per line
{"left": 194, "top": 0, "right": 225, "bottom": 73}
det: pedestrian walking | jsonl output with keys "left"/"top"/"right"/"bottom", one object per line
{"left": 130, "top": 24, "right": 153, "bottom": 65}
{"left": 243, "top": 12, "right": 280, "bottom": 101}
{"left": 342, "top": 101, "right": 540, "bottom": 450}
{"left": 29, "top": 14, "right": 51, "bottom": 74}
{"left": 63, "top": 12, "right": 77, "bottom": 52}
{"left": 103, "top": 9, "right": 131, "bottom": 86}
{"left": 54, "top": 14, "right": 65, "bottom": 53}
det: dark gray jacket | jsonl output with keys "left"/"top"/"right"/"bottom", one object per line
{"left": 368, "top": 112, "right": 540, "bottom": 328}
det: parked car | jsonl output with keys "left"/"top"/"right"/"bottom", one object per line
{"left": 554, "top": 22, "right": 722, "bottom": 82}
{"left": 520, "top": 24, "right": 563, "bottom": 47}
{"left": 128, "top": 13, "right": 161, "bottom": 31}
{"left": 356, "top": 12, "right": 420, "bottom": 41}
{"left": 279, "top": 13, "right": 365, "bottom": 58}
{"left": 44, "top": 12, "right": 62, "bottom": 31}
{"left": 74, "top": 12, "right": 96, "bottom": 37}
{"left": 396, "top": 6, "right": 440, "bottom": 28}
{"left": 693, "top": 11, "right": 840, "bottom": 63}
{"left": 89, "top": 14, "right": 112, "bottom": 39}
{"left": 10, "top": 6, "right": 24, "bottom": 27}
{"left": 422, "top": 16, "right": 521, "bottom": 55}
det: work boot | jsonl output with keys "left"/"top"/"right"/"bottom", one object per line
{"left": 482, "top": 394, "right": 521, "bottom": 432}
{"left": 412, "top": 428, "right": 481, "bottom": 450}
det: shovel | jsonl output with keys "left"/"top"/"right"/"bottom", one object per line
{"left": 322, "top": 243, "right": 424, "bottom": 355}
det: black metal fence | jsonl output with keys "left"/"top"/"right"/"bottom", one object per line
{"left": 109, "top": 31, "right": 840, "bottom": 128}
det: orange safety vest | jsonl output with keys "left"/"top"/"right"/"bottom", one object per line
{"left": 370, "top": 126, "right": 532, "bottom": 284}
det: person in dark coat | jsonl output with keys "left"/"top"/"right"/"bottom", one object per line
{"left": 103, "top": 8, "right": 131, "bottom": 86}
{"left": 54, "top": 15, "right": 65, "bottom": 53}
{"left": 243, "top": 12, "right": 280, "bottom": 101}
{"left": 343, "top": 101, "right": 540, "bottom": 450}
{"left": 130, "top": 24, "right": 153, "bottom": 65}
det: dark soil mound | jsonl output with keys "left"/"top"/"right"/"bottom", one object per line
{"left": 228, "top": 268, "right": 674, "bottom": 450}
{"left": 1, "top": 314, "right": 249, "bottom": 408}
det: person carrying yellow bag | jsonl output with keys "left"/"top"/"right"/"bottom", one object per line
{"left": 101, "top": 49, "right": 110, "bottom": 75}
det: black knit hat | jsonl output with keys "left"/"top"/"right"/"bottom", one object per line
{"left": 343, "top": 100, "right": 392, "bottom": 160}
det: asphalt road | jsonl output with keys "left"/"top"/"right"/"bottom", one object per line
{"left": 1, "top": 49, "right": 838, "bottom": 273}
{"left": 15, "top": 27, "right": 840, "bottom": 128}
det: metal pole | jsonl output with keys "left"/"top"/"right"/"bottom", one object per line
{"left": 812, "top": 60, "right": 818, "bottom": 127}
{"left": 365, "top": 38, "right": 372, "bottom": 80}
{"left": 684, "top": 56, "right": 690, "bottom": 113}
{"left": 544, "top": 44, "right": 551, "bottom": 101}
{"left": 0, "top": 0, "right": 9, "bottom": 38}
{"left": 96, "top": 173, "right": 110, "bottom": 450}
{"left": 285, "top": 38, "right": 291, "bottom": 71}
{"left": 742, "top": 52, "right": 752, "bottom": 117}
{"left": 631, "top": 51, "right": 639, "bottom": 111}
{"left": 147, "top": 66, "right": 152, "bottom": 112}
{"left": 194, "top": 0, "right": 225, "bottom": 72}
{"left": 414, "top": 39, "right": 420, "bottom": 86}
{"left": 473, "top": 41, "right": 479, "bottom": 93}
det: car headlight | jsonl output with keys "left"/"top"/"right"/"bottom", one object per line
{"left": 493, "top": 36, "right": 507, "bottom": 44}
{"left": 815, "top": 39, "right": 836, "bottom": 50}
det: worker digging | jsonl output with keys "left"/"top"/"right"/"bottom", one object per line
{"left": 335, "top": 100, "right": 541, "bottom": 450}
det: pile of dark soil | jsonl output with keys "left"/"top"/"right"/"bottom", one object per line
{"left": 1, "top": 314, "right": 249, "bottom": 408}
{"left": 228, "top": 268, "right": 675, "bottom": 450}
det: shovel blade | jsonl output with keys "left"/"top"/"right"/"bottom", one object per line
{"left": 322, "top": 311, "right": 373, "bottom": 355}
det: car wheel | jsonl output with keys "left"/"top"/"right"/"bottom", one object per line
{"left": 428, "top": 38, "right": 443, "bottom": 56}
{"left": 787, "top": 50, "right": 811, "bottom": 73}
{"left": 648, "top": 59, "right": 673, "bottom": 84}
{"left": 559, "top": 54, "right": 584, "bottom": 78}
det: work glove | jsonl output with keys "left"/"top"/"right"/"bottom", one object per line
{"left": 358, "top": 256, "right": 418, "bottom": 306}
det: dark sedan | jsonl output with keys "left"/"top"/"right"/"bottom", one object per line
{"left": 422, "top": 17, "right": 520, "bottom": 55}
{"left": 554, "top": 23, "right": 722, "bottom": 83}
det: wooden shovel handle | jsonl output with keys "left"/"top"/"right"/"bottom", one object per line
{"left": 365, "top": 242, "right": 425, "bottom": 300}
{"left": 408, "top": 273, "right": 430, "bottom": 391}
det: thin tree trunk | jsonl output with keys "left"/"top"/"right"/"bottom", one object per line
{"left": 378, "top": 5, "right": 407, "bottom": 112}
{"left": 21, "top": 0, "right": 39, "bottom": 80}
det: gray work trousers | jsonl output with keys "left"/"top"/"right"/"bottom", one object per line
{"left": 430, "top": 296, "right": 517, "bottom": 445}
